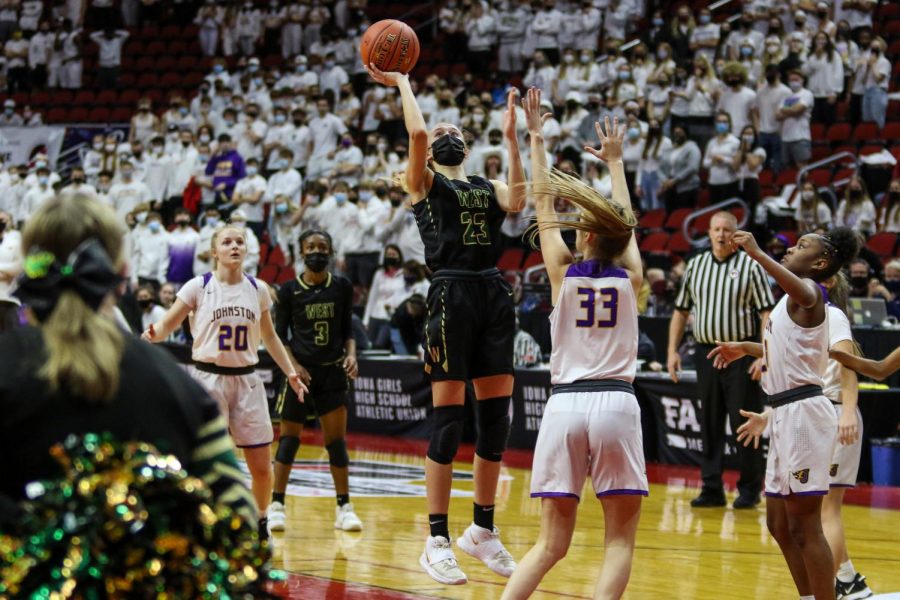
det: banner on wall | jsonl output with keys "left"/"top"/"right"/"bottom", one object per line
{"left": 0, "top": 126, "right": 66, "bottom": 167}
{"left": 347, "top": 357, "right": 433, "bottom": 439}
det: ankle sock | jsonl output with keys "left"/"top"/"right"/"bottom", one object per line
{"left": 429, "top": 513, "right": 449, "bottom": 539}
{"left": 473, "top": 503, "right": 495, "bottom": 530}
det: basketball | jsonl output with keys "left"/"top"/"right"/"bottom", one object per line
{"left": 359, "top": 19, "right": 420, "bottom": 74}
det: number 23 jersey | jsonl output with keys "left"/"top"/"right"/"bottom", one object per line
{"left": 548, "top": 261, "right": 638, "bottom": 385}
{"left": 177, "top": 272, "right": 271, "bottom": 368}
{"left": 413, "top": 173, "right": 506, "bottom": 272}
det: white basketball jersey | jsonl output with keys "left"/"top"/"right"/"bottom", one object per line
{"left": 823, "top": 304, "right": 853, "bottom": 403}
{"left": 761, "top": 294, "right": 828, "bottom": 396}
{"left": 176, "top": 272, "right": 271, "bottom": 368}
{"left": 548, "top": 261, "right": 638, "bottom": 385}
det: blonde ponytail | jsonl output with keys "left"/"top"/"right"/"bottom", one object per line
{"left": 21, "top": 193, "right": 126, "bottom": 403}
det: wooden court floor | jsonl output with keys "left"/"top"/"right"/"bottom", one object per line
{"left": 256, "top": 433, "right": 900, "bottom": 600}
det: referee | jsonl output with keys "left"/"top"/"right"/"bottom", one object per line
{"left": 667, "top": 211, "right": 775, "bottom": 509}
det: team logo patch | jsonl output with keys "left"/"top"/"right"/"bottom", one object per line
{"left": 792, "top": 468, "right": 810, "bottom": 484}
{"left": 237, "top": 458, "right": 512, "bottom": 498}
{"left": 830, "top": 464, "right": 838, "bottom": 477}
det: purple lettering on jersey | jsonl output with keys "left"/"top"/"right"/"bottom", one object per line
{"left": 565, "top": 260, "right": 627, "bottom": 280}
{"left": 575, "top": 287, "right": 595, "bottom": 327}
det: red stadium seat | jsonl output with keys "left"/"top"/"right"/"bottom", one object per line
{"left": 882, "top": 122, "right": 900, "bottom": 140}
{"left": 638, "top": 208, "right": 666, "bottom": 230}
{"left": 110, "top": 107, "right": 133, "bottom": 122}
{"left": 776, "top": 169, "right": 798, "bottom": 188}
{"left": 522, "top": 251, "right": 544, "bottom": 269}
{"left": 667, "top": 231, "right": 692, "bottom": 254}
{"left": 884, "top": 20, "right": 900, "bottom": 38}
{"left": 46, "top": 107, "right": 68, "bottom": 123}
{"left": 119, "top": 88, "right": 140, "bottom": 106}
{"left": 639, "top": 232, "right": 670, "bottom": 254}
{"left": 145, "top": 40, "right": 166, "bottom": 56}
{"left": 177, "top": 55, "right": 200, "bottom": 71}
{"left": 119, "top": 72, "right": 137, "bottom": 87}
{"left": 811, "top": 146, "right": 831, "bottom": 162}
{"left": 758, "top": 169, "right": 774, "bottom": 187}
{"left": 160, "top": 24, "right": 182, "bottom": 39}
{"left": 866, "top": 232, "right": 898, "bottom": 257}
{"left": 259, "top": 242, "right": 269, "bottom": 265}
{"left": 73, "top": 90, "right": 95, "bottom": 105}
{"left": 30, "top": 90, "right": 49, "bottom": 107}
{"left": 68, "top": 107, "right": 89, "bottom": 121}
{"left": 155, "top": 56, "right": 176, "bottom": 72}
{"left": 135, "top": 56, "right": 155, "bottom": 71}
{"left": 168, "top": 40, "right": 187, "bottom": 55}
{"left": 879, "top": 3, "right": 900, "bottom": 19}
{"left": 137, "top": 73, "right": 159, "bottom": 89}
{"left": 159, "top": 72, "right": 182, "bottom": 89}
{"left": 95, "top": 89, "right": 118, "bottom": 105}
{"left": 859, "top": 144, "right": 884, "bottom": 156}
{"left": 664, "top": 208, "right": 691, "bottom": 230}
{"left": 497, "top": 248, "right": 524, "bottom": 271}
{"left": 276, "top": 266, "right": 297, "bottom": 284}
{"left": 48, "top": 89, "right": 73, "bottom": 105}
{"left": 267, "top": 245, "right": 286, "bottom": 266}
{"left": 87, "top": 107, "right": 111, "bottom": 122}
{"left": 827, "top": 123, "right": 851, "bottom": 145}
{"left": 811, "top": 123, "right": 825, "bottom": 140}
{"left": 258, "top": 265, "right": 278, "bottom": 284}
{"left": 806, "top": 169, "right": 830, "bottom": 187}
{"left": 887, "top": 40, "right": 900, "bottom": 58}
{"left": 852, "top": 122, "right": 881, "bottom": 143}
{"left": 835, "top": 101, "right": 849, "bottom": 122}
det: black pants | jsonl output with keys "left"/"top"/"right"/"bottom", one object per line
{"left": 849, "top": 93, "right": 863, "bottom": 126}
{"left": 31, "top": 64, "right": 47, "bottom": 89}
{"left": 345, "top": 251, "right": 380, "bottom": 289}
{"left": 709, "top": 181, "right": 740, "bottom": 204}
{"left": 7, "top": 66, "right": 29, "bottom": 94}
{"left": 812, "top": 96, "right": 835, "bottom": 124}
{"left": 97, "top": 66, "right": 120, "bottom": 89}
{"left": 695, "top": 343, "right": 765, "bottom": 497}
{"left": 666, "top": 187, "right": 697, "bottom": 212}
{"left": 739, "top": 178, "right": 760, "bottom": 217}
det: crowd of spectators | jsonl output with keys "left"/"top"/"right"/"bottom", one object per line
{"left": 0, "top": 0, "right": 898, "bottom": 360}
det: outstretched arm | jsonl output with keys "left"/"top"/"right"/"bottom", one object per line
{"left": 523, "top": 87, "right": 572, "bottom": 304}
{"left": 583, "top": 116, "right": 641, "bottom": 288}
{"left": 730, "top": 231, "right": 819, "bottom": 308}
{"left": 494, "top": 89, "right": 526, "bottom": 212}
{"left": 142, "top": 298, "right": 193, "bottom": 342}
{"left": 366, "top": 64, "right": 431, "bottom": 202}
{"left": 830, "top": 347, "right": 900, "bottom": 382}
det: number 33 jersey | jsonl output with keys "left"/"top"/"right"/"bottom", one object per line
{"left": 177, "top": 272, "right": 271, "bottom": 368}
{"left": 414, "top": 173, "right": 506, "bottom": 272}
{"left": 548, "top": 261, "right": 638, "bottom": 385}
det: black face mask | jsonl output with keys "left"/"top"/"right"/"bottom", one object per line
{"left": 431, "top": 135, "right": 466, "bottom": 167}
{"left": 390, "top": 197, "right": 402, "bottom": 207}
{"left": 851, "top": 275, "right": 868, "bottom": 290}
{"left": 849, "top": 189, "right": 862, "bottom": 199}
{"left": 890, "top": 191, "right": 900, "bottom": 202}
{"left": 404, "top": 274, "right": 417, "bottom": 285}
{"left": 304, "top": 252, "right": 330, "bottom": 273}
{"left": 886, "top": 280, "right": 900, "bottom": 294}
{"left": 138, "top": 298, "right": 153, "bottom": 309}
{"left": 176, "top": 220, "right": 190, "bottom": 227}
{"left": 384, "top": 257, "right": 401, "bottom": 269}
{"left": 0, "top": 220, "right": 6, "bottom": 234}
{"left": 766, "top": 74, "right": 777, "bottom": 84}
{"left": 673, "top": 134, "right": 686, "bottom": 145}
{"left": 375, "top": 187, "right": 387, "bottom": 198}
{"left": 72, "top": 177, "right": 85, "bottom": 184}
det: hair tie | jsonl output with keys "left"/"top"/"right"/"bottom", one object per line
{"left": 14, "top": 239, "right": 121, "bottom": 321}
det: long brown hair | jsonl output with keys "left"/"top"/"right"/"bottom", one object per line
{"left": 21, "top": 194, "right": 126, "bottom": 403}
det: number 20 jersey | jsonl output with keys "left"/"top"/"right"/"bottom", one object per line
{"left": 413, "top": 173, "right": 506, "bottom": 272}
{"left": 548, "top": 261, "right": 638, "bottom": 385}
{"left": 177, "top": 272, "right": 271, "bottom": 368}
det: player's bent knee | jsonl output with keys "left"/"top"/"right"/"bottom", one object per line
{"left": 275, "top": 435, "right": 301, "bottom": 465}
{"left": 326, "top": 438, "right": 350, "bottom": 468}
{"left": 475, "top": 396, "right": 510, "bottom": 462}
{"left": 427, "top": 405, "right": 465, "bottom": 464}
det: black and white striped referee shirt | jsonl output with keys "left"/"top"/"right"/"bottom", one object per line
{"left": 674, "top": 249, "right": 776, "bottom": 345}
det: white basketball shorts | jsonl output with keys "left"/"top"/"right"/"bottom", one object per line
{"left": 188, "top": 367, "right": 273, "bottom": 448}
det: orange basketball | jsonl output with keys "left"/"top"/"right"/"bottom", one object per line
{"left": 359, "top": 19, "right": 420, "bottom": 74}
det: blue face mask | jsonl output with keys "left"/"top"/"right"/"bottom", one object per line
{"left": 38, "top": 175, "right": 49, "bottom": 186}
{"left": 275, "top": 203, "right": 288, "bottom": 214}
{"left": 296, "top": 65, "right": 307, "bottom": 73}
{"left": 715, "top": 122, "right": 729, "bottom": 135}
{"left": 246, "top": 166, "right": 258, "bottom": 176}
{"left": 199, "top": 154, "right": 209, "bottom": 162}
{"left": 699, "top": 14, "right": 710, "bottom": 24}
{"left": 335, "top": 192, "right": 347, "bottom": 204}
{"left": 740, "top": 46, "right": 752, "bottom": 56}
{"left": 653, "top": 17, "right": 664, "bottom": 26}
{"left": 206, "top": 216, "right": 219, "bottom": 227}
{"left": 618, "top": 71, "right": 630, "bottom": 81}
{"left": 276, "top": 159, "right": 289, "bottom": 170}
{"left": 213, "top": 64, "right": 224, "bottom": 74}
{"left": 274, "top": 114, "right": 286, "bottom": 124}
{"left": 148, "top": 221, "right": 161, "bottom": 233}
{"left": 359, "top": 190, "right": 374, "bottom": 202}
{"left": 627, "top": 127, "right": 640, "bottom": 139}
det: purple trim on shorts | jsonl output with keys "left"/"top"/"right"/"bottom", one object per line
{"left": 596, "top": 489, "right": 649, "bottom": 497}
{"left": 236, "top": 440, "right": 273, "bottom": 449}
{"left": 765, "top": 490, "right": 828, "bottom": 498}
{"left": 565, "top": 260, "right": 628, "bottom": 280}
{"left": 829, "top": 484, "right": 855, "bottom": 488}
{"left": 531, "top": 492, "right": 581, "bottom": 500}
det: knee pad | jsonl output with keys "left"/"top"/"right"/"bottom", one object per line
{"left": 326, "top": 439, "right": 350, "bottom": 468}
{"left": 427, "top": 405, "right": 465, "bottom": 465}
{"left": 475, "top": 397, "right": 510, "bottom": 462}
{"left": 275, "top": 435, "right": 301, "bottom": 465}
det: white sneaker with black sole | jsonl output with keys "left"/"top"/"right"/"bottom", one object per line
{"left": 835, "top": 573, "right": 874, "bottom": 600}
{"left": 334, "top": 502, "right": 363, "bottom": 531}
{"left": 420, "top": 535, "right": 467, "bottom": 585}
{"left": 266, "top": 501, "right": 286, "bottom": 533}
{"left": 456, "top": 523, "right": 516, "bottom": 577}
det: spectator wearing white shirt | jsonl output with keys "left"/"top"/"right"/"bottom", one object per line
{"left": 28, "top": 20, "right": 51, "bottom": 88}
{"left": 611, "top": 63, "right": 641, "bottom": 108}
{"left": 142, "top": 136, "right": 173, "bottom": 211}
{"left": 235, "top": 2, "right": 261, "bottom": 56}
{"left": 777, "top": 70, "right": 814, "bottom": 169}
{"left": 835, "top": 176, "right": 876, "bottom": 234}
{"left": 635, "top": 120, "right": 672, "bottom": 211}
{"left": 265, "top": 148, "right": 302, "bottom": 207}
{"left": 690, "top": 9, "right": 720, "bottom": 64}
{"left": 878, "top": 179, "right": 900, "bottom": 233}
{"left": 715, "top": 62, "right": 759, "bottom": 136}
{"left": 319, "top": 52, "right": 349, "bottom": 103}
{"left": 193, "top": 206, "right": 221, "bottom": 276}
{"left": 811, "top": 2, "right": 836, "bottom": 39}
{"left": 847, "top": 27, "right": 873, "bottom": 125}
{"left": 363, "top": 244, "right": 405, "bottom": 348}
{"left": 574, "top": 1, "right": 601, "bottom": 52}
{"left": 0, "top": 211, "right": 21, "bottom": 332}
{"left": 315, "top": 182, "right": 359, "bottom": 272}
{"left": 794, "top": 181, "right": 833, "bottom": 234}
{"left": 343, "top": 183, "right": 389, "bottom": 289}
{"left": 286, "top": 108, "right": 311, "bottom": 171}
{"left": 756, "top": 64, "right": 791, "bottom": 173}
{"left": 805, "top": 32, "right": 844, "bottom": 124}
{"left": 19, "top": 0, "right": 42, "bottom": 33}
{"left": 703, "top": 112, "right": 741, "bottom": 203}
{"left": 166, "top": 130, "right": 199, "bottom": 218}
{"left": 860, "top": 37, "right": 890, "bottom": 128}
{"left": 378, "top": 188, "right": 425, "bottom": 265}
{"left": 530, "top": 1, "right": 561, "bottom": 64}
{"left": 227, "top": 209, "right": 260, "bottom": 274}
{"left": 725, "top": 11, "right": 764, "bottom": 60}
{"left": 332, "top": 133, "right": 364, "bottom": 186}
{"left": 58, "top": 20, "right": 82, "bottom": 89}
{"left": 20, "top": 167, "right": 55, "bottom": 225}
{"left": 429, "top": 88, "right": 461, "bottom": 129}
{"left": 837, "top": 0, "right": 875, "bottom": 37}
{"left": 306, "top": 96, "right": 348, "bottom": 179}
{"left": 603, "top": 0, "right": 632, "bottom": 44}
{"left": 0, "top": 99, "right": 23, "bottom": 125}
{"left": 465, "top": 2, "right": 494, "bottom": 76}
{"left": 732, "top": 125, "right": 766, "bottom": 213}
{"left": 736, "top": 41, "right": 763, "bottom": 87}
{"left": 495, "top": 0, "right": 528, "bottom": 74}
{"left": 135, "top": 285, "right": 168, "bottom": 333}
{"left": 132, "top": 212, "right": 169, "bottom": 289}
{"left": 109, "top": 161, "right": 153, "bottom": 222}
{"left": 89, "top": 26, "right": 128, "bottom": 89}
{"left": 60, "top": 166, "right": 97, "bottom": 198}
{"left": 5, "top": 28, "right": 29, "bottom": 94}
{"left": 232, "top": 157, "right": 268, "bottom": 240}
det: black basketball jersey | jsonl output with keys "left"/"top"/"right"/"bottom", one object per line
{"left": 413, "top": 173, "right": 506, "bottom": 272}
{"left": 275, "top": 272, "right": 353, "bottom": 365}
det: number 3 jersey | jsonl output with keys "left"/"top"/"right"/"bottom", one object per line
{"left": 177, "top": 272, "right": 271, "bottom": 368}
{"left": 548, "top": 261, "right": 638, "bottom": 385}
{"left": 414, "top": 172, "right": 506, "bottom": 272}
{"left": 274, "top": 272, "right": 353, "bottom": 366}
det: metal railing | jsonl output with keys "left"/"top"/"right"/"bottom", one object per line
{"left": 682, "top": 197, "right": 750, "bottom": 247}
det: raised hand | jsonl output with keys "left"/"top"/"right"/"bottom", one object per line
{"left": 730, "top": 230, "right": 761, "bottom": 257}
{"left": 365, "top": 62, "right": 407, "bottom": 87}
{"left": 502, "top": 87, "right": 520, "bottom": 140}
{"left": 736, "top": 409, "right": 768, "bottom": 449}
{"left": 522, "top": 87, "right": 552, "bottom": 134}
{"left": 707, "top": 340, "right": 747, "bottom": 369}
{"left": 583, "top": 115, "right": 625, "bottom": 163}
